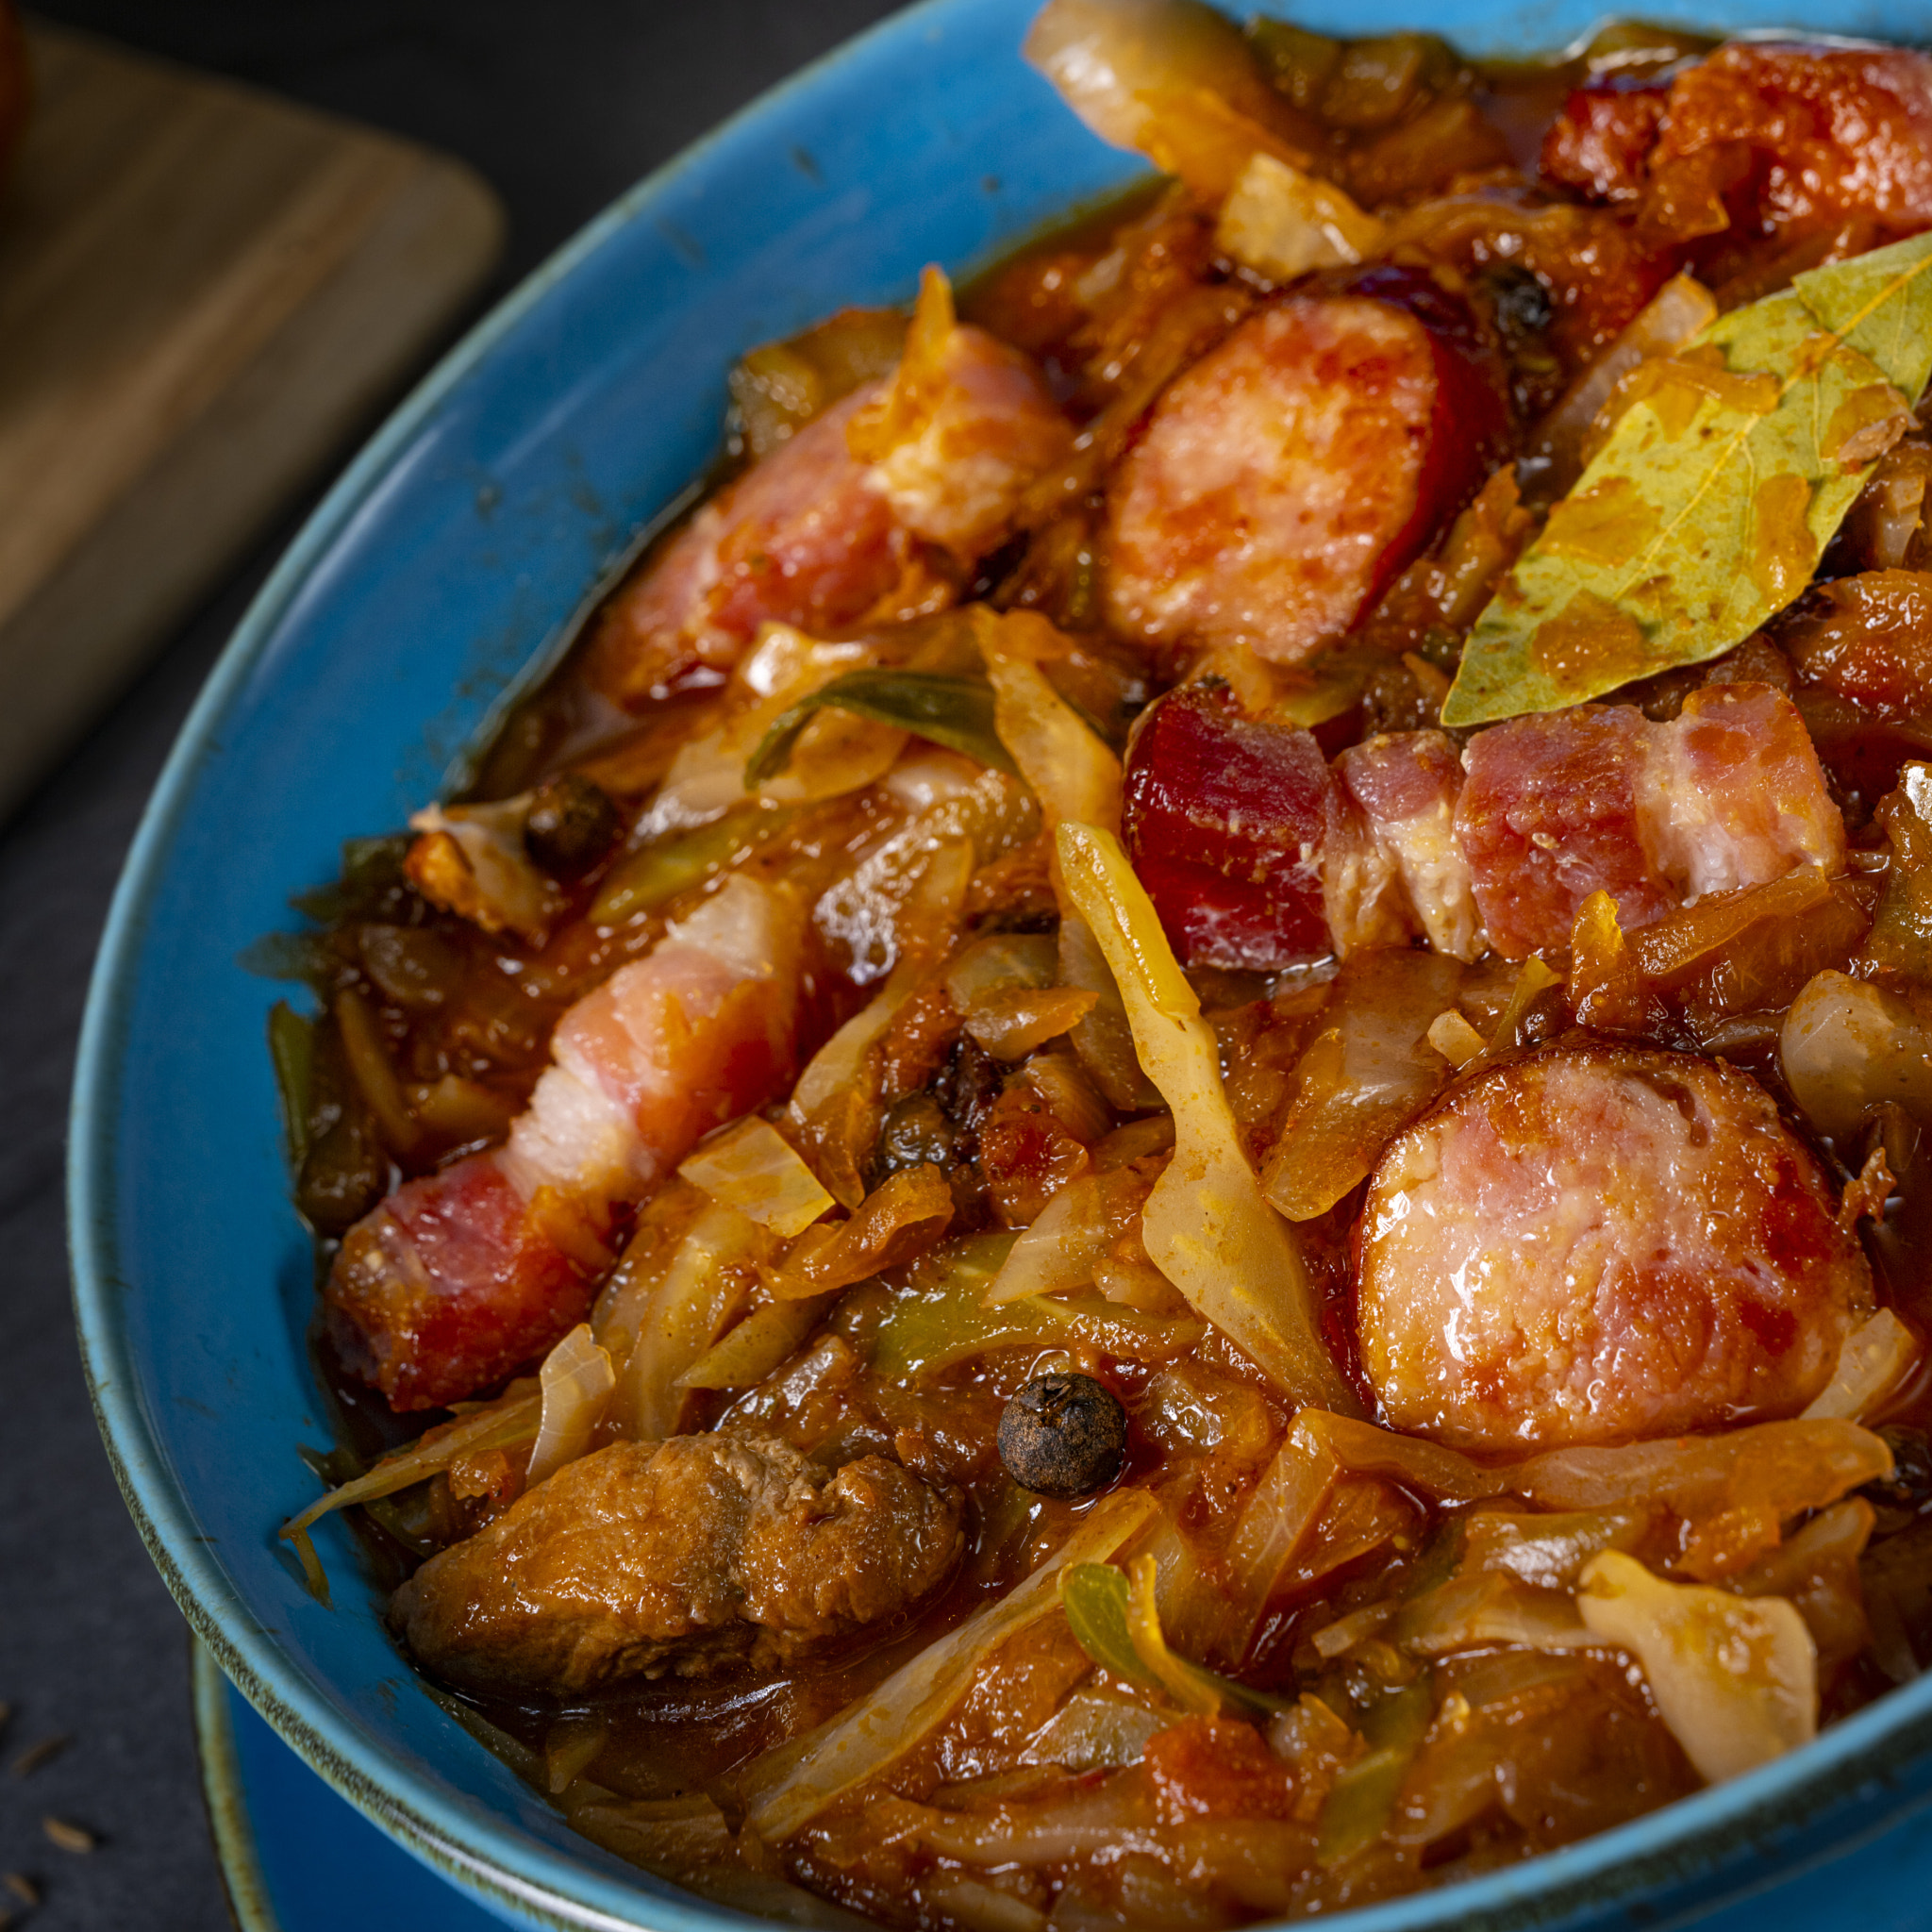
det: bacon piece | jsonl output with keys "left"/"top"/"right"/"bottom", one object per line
{"left": 588, "top": 323, "right": 1069, "bottom": 708}
{"left": 1457, "top": 705, "right": 1667, "bottom": 960}
{"left": 1103, "top": 270, "right": 1507, "bottom": 668}
{"left": 1122, "top": 681, "right": 1332, "bottom": 971}
{"left": 1457, "top": 684, "right": 1844, "bottom": 959}
{"left": 1324, "top": 731, "right": 1483, "bottom": 961}
{"left": 328, "top": 876, "right": 801, "bottom": 1409}
{"left": 1357, "top": 1041, "right": 1873, "bottom": 1451}
{"left": 1640, "top": 683, "right": 1847, "bottom": 898}
{"left": 1544, "top": 42, "right": 1932, "bottom": 239}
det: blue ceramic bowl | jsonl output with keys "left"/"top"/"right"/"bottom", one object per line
{"left": 68, "top": 1, "right": 1932, "bottom": 1926}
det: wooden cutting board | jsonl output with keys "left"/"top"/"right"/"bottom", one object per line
{"left": 0, "top": 22, "right": 506, "bottom": 818}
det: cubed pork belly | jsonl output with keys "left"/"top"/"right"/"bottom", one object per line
{"left": 1457, "top": 684, "right": 1844, "bottom": 959}
{"left": 1326, "top": 731, "right": 1484, "bottom": 960}
{"left": 1544, "top": 42, "right": 1932, "bottom": 239}
{"left": 327, "top": 877, "right": 801, "bottom": 1411}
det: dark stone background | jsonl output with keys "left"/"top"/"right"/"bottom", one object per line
{"left": 0, "top": 6, "right": 906, "bottom": 1924}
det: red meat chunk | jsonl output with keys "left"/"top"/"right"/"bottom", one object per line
{"left": 1123, "top": 681, "right": 1334, "bottom": 971}
{"left": 1541, "top": 78, "right": 1669, "bottom": 203}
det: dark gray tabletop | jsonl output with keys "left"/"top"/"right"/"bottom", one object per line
{"left": 0, "top": 6, "right": 905, "bottom": 1925}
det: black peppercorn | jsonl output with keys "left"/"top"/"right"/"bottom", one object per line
{"left": 1865, "top": 1425, "right": 1932, "bottom": 1516}
{"left": 998, "top": 1372, "right": 1127, "bottom": 1499}
{"left": 525, "top": 774, "right": 621, "bottom": 878}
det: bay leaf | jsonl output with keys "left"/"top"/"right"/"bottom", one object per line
{"left": 1443, "top": 230, "right": 1932, "bottom": 726}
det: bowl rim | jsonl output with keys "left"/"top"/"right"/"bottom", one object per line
{"left": 65, "top": 1, "right": 1932, "bottom": 1927}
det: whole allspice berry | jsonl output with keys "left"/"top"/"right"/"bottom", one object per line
{"left": 998, "top": 1372, "right": 1128, "bottom": 1499}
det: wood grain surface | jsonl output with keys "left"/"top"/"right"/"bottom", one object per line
{"left": 0, "top": 23, "right": 504, "bottom": 817}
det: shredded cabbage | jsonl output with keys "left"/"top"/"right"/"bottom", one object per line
{"left": 1222, "top": 1420, "right": 1341, "bottom": 1650}
{"left": 945, "top": 932, "right": 1059, "bottom": 1006}
{"left": 1056, "top": 822, "right": 1359, "bottom": 1410}
{"left": 985, "top": 1165, "right": 1152, "bottom": 1307}
{"left": 767, "top": 1164, "right": 954, "bottom": 1300}
{"left": 1024, "top": 0, "right": 1318, "bottom": 203}
{"left": 1316, "top": 1679, "right": 1432, "bottom": 1868}
{"left": 525, "top": 1324, "right": 616, "bottom": 1486}
{"left": 1061, "top": 1557, "right": 1286, "bottom": 1718}
{"left": 1299, "top": 1409, "right": 1892, "bottom": 1535}
{"left": 599, "top": 1195, "right": 765, "bottom": 1439}
{"left": 677, "top": 1117, "right": 834, "bottom": 1239}
{"left": 1022, "top": 1690, "right": 1169, "bottom": 1771}
{"left": 1260, "top": 950, "right": 1462, "bottom": 1221}
{"left": 1803, "top": 1308, "right": 1919, "bottom": 1422}
{"left": 874, "top": 1235, "right": 1206, "bottom": 1381}
{"left": 1528, "top": 271, "right": 1717, "bottom": 493}
{"left": 677, "top": 1291, "right": 841, "bottom": 1392}
{"left": 1783, "top": 968, "right": 1932, "bottom": 1142}
{"left": 1216, "top": 151, "right": 1385, "bottom": 281}
{"left": 984, "top": 615, "right": 1124, "bottom": 837}
{"left": 279, "top": 1389, "right": 541, "bottom": 1600}
{"left": 740, "top": 1488, "right": 1157, "bottom": 1843}
{"left": 1577, "top": 1550, "right": 1817, "bottom": 1782}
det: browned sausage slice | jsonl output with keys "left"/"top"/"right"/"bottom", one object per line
{"left": 1357, "top": 1041, "right": 1872, "bottom": 1452}
{"left": 1102, "top": 273, "right": 1504, "bottom": 668}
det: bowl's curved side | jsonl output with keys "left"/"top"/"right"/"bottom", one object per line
{"left": 67, "top": 0, "right": 1932, "bottom": 1926}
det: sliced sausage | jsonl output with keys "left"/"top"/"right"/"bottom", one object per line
{"left": 393, "top": 1431, "right": 963, "bottom": 1695}
{"left": 1357, "top": 1041, "right": 1872, "bottom": 1452}
{"left": 1102, "top": 269, "right": 1507, "bottom": 668}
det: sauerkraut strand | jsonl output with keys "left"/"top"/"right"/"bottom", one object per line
{"left": 1577, "top": 1550, "right": 1817, "bottom": 1782}
{"left": 1024, "top": 0, "right": 1322, "bottom": 203}
{"left": 1056, "top": 820, "right": 1360, "bottom": 1411}
{"left": 280, "top": 1390, "right": 541, "bottom": 1600}
{"left": 981, "top": 608, "right": 1156, "bottom": 1109}
{"left": 739, "top": 1487, "right": 1158, "bottom": 1843}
